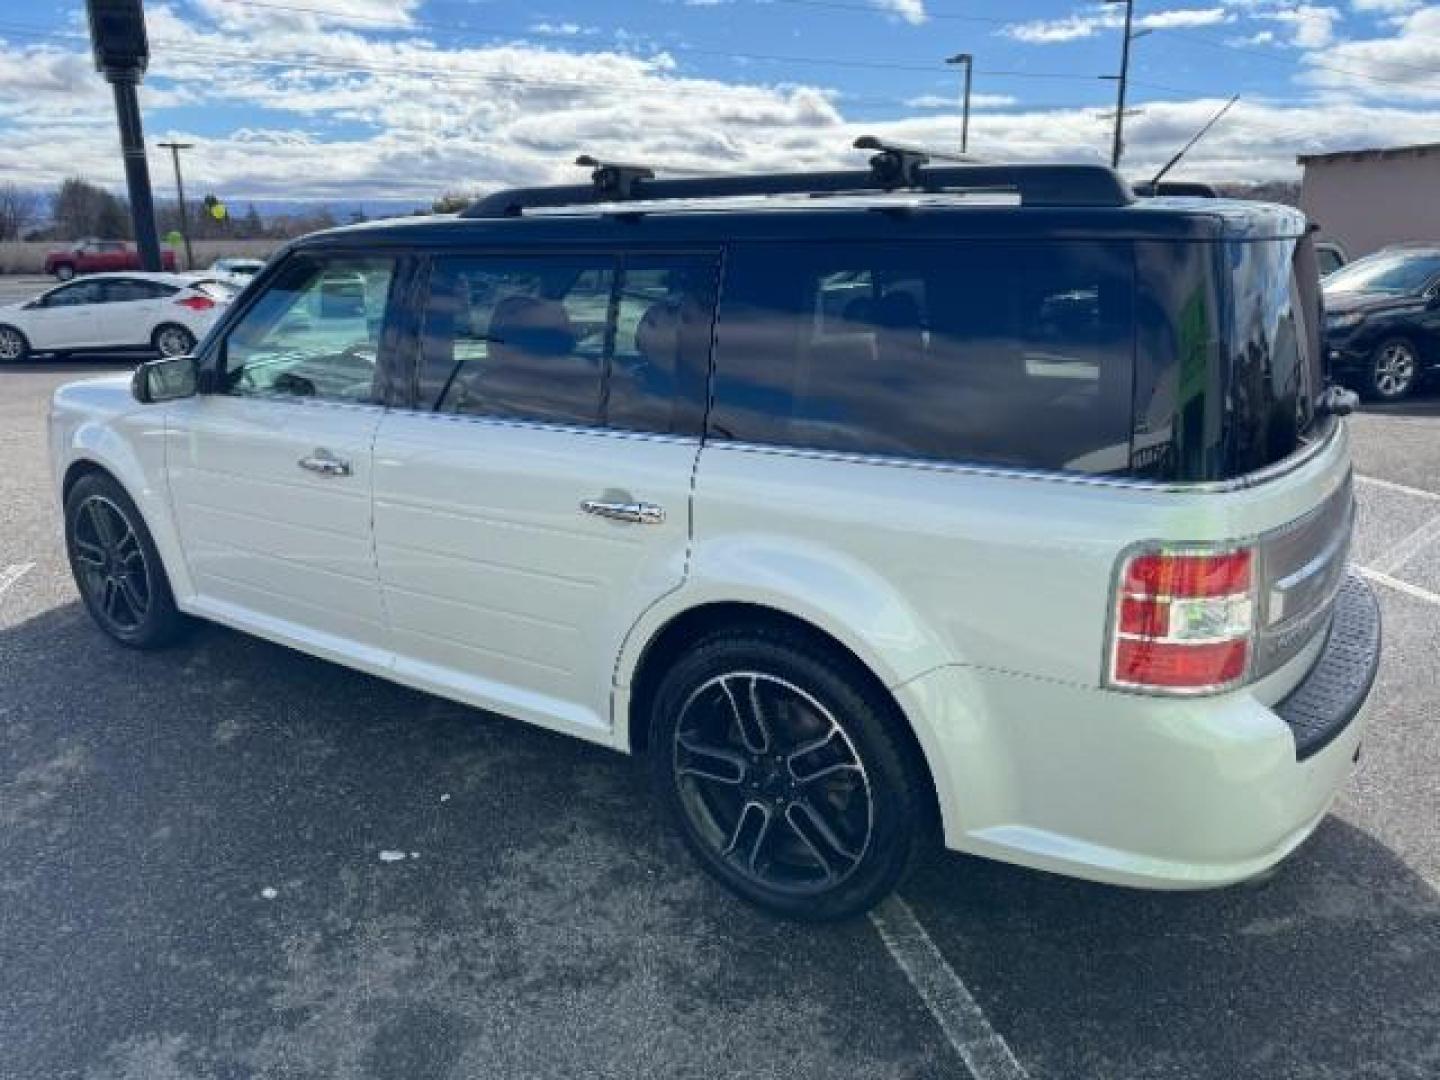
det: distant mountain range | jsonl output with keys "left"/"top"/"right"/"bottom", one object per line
{"left": 230, "top": 198, "right": 432, "bottom": 219}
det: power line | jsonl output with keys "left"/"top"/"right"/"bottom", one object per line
{"left": 0, "top": 20, "right": 1117, "bottom": 114}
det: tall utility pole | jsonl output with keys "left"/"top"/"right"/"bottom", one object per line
{"left": 946, "top": 53, "right": 974, "bottom": 155}
{"left": 1106, "top": 0, "right": 1135, "bottom": 168}
{"left": 87, "top": 0, "right": 161, "bottom": 270}
{"left": 158, "top": 141, "right": 194, "bottom": 270}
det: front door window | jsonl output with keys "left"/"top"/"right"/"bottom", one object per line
{"left": 220, "top": 255, "right": 396, "bottom": 404}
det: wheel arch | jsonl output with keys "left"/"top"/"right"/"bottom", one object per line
{"left": 621, "top": 599, "right": 943, "bottom": 833}
{"left": 0, "top": 323, "right": 30, "bottom": 357}
{"left": 55, "top": 434, "right": 194, "bottom": 604}
{"left": 62, "top": 457, "right": 112, "bottom": 503}
{"left": 151, "top": 322, "right": 196, "bottom": 354}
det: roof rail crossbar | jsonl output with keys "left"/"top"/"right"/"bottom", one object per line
{"left": 462, "top": 145, "right": 1134, "bottom": 219}
{"left": 853, "top": 135, "right": 980, "bottom": 189}
{"left": 574, "top": 155, "right": 655, "bottom": 201}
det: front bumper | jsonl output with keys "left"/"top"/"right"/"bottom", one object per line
{"left": 1327, "top": 340, "right": 1372, "bottom": 377}
{"left": 894, "top": 573, "right": 1381, "bottom": 889}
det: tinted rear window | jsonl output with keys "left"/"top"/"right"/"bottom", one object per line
{"left": 1130, "top": 236, "right": 1325, "bottom": 482}
{"left": 710, "top": 241, "right": 1135, "bottom": 473}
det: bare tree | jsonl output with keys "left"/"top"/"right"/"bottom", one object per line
{"left": 0, "top": 183, "right": 40, "bottom": 241}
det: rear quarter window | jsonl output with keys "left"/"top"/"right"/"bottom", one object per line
{"left": 1131, "top": 235, "right": 1324, "bottom": 482}
{"left": 710, "top": 240, "right": 1136, "bottom": 474}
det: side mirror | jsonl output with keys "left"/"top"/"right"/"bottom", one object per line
{"left": 132, "top": 355, "right": 199, "bottom": 404}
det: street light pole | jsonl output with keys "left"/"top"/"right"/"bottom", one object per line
{"left": 158, "top": 140, "right": 194, "bottom": 271}
{"left": 1107, "top": 0, "right": 1135, "bottom": 168}
{"left": 945, "top": 53, "right": 973, "bottom": 156}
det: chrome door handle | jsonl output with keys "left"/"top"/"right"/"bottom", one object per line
{"left": 297, "top": 450, "right": 352, "bottom": 477}
{"left": 581, "top": 499, "right": 665, "bottom": 525}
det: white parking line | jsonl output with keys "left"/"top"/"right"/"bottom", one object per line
{"left": 1355, "top": 474, "right": 1440, "bottom": 503}
{"left": 1357, "top": 566, "right": 1440, "bottom": 608}
{"left": 0, "top": 562, "right": 35, "bottom": 599}
{"left": 1370, "top": 513, "right": 1440, "bottom": 576}
{"left": 870, "top": 895, "right": 1030, "bottom": 1080}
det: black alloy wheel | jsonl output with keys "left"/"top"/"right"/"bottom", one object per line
{"left": 650, "top": 627, "right": 929, "bottom": 921}
{"left": 673, "top": 671, "right": 875, "bottom": 895}
{"left": 65, "top": 472, "right": 188, "bottom": 649}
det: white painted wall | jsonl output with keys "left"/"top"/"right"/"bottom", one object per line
{"left": 1300, "top": 149, "right": 1440, "bottom": 259}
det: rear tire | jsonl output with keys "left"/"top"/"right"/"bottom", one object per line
{"left": 648, "top": 625, "right": 929, "bottom": 921}
{"left": 64, "top": 472, "right": 189, "bottom": 649}
{"left": 152, "top": 323, "right": 195, "bottom": 358}
{"left": 54, "top": 264, "right": 76, "bottom": 281}
{"left": 0, "top": 325, "right": 28, "bottom": 363}
{"left": 1366, "top": 337, "right": 1419, "bottom": 401}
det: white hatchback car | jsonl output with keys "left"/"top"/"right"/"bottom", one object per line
{"left": 47, "top": 152, "right": 1380, "bottom": 919}
{"left": 0, "top": 272, "right": 231, "bottom": 363}
{"left": 206, "top": 257, "right": 267, "bottom": 285}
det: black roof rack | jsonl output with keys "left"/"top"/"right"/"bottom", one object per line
{"left": 1133, "top": 180, "right": 1219, "bottom": 198}
{"left": 461, "top": 136, "right": 1134, "bottom": 219}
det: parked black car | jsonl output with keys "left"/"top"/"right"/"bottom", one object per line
{"left": 1324, "top": 247, "right": 1440, "bottom": 401}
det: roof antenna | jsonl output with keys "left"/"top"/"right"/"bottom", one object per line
{"left": 1144, "top": 95, "right": 1239, "bottom": 191}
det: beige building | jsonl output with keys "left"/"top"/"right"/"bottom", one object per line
{"left": 1297, "top": 142, "right": 1440, "bottom": 259}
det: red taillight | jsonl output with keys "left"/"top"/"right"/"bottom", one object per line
{"left": 1108, "top": 546, "right": 1256, "bottom": 694}
{"left": 175, "top": 294, "right": 215, "bottom": 311}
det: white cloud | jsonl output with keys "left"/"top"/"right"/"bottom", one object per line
{"left": 875, "top": 0, "right": 929, "bottom": 24}
{"left": 528, "top": 22, "right": 596, "bottom": 37}
{"left": 2, "top": 2, "right": 1439, "bottom": 203}
{"left": 1140, "top": 6, "right": 1233, "bottom": 28}
{"left": 906, "top": 92, "right": 1020, "bottom": 108}
{"left": 1260, "top": 4, "right": 1342, "bottom": 47}
{"left": 1005, "top": 6, "right": 1230, "bottom": 43}
{"left": 1303, "top": 5, "right": 1440, "bottom": 100}
{"left": 1349, "top": 0, "right": 1420, "bottom": 11}
{"left": 188, "top": 0, "right": 423, "bottom": 31}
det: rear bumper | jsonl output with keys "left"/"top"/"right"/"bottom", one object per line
{"left": 1275, "top": 574, "right": 1380, "bottom": 760}
{"left": 896, "top": 573, "right": 1380, "bottom": 890}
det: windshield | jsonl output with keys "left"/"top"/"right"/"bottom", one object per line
{"left": 1324, "top": 252, "right": 1440, "bottom": 295}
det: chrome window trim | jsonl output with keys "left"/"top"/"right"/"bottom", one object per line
{"left": 206, "top": 395, "right": 390, "bottom": 418}
{"left": 703, "top": 418, "right": 1341, "bottom": 494}
{"left": 391, "top": 406, "right": 703, "bottom": 446}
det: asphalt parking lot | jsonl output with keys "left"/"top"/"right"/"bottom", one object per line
{"left": 2, "top": 359, "right": 1438, "bottom": 1080}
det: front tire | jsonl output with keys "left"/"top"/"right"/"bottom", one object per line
{"left": 0, "top": 325, "right": 28, "bottom": 363}
{"left": 65, "top": 472, "right": 188, "bottom": 649}
{"left": 1367, "top": 337, "right": 1419, "bottom": 401}
{"left": 649, "top": 626, "right": 929, "bottom": 921}
{"left": 152, "top": 323, "right": 196, "bottom": 358}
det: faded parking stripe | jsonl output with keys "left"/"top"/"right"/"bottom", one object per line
{"left": 1357, "top": 565, "right": 1440, "bottom": 608}
{"left": 1355, "top": 474, "right": 1440, "bottom": 503}
{"left": 0, "top": 562, "right": 35, "bottom": 600}
{"left": 870, "top": 895, "right": 1030, "bottom": 1080}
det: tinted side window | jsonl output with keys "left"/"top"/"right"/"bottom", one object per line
{"left": 418, "top": 253, "right": 716, "bottom": 434}
{"left": 710, "top": 242, "right": 1135, "bottom": 473}
{"left": 220, "top": 255, "right": 395, "bottom": 403}
{"left": 608, "top": 255, "right": 716, "bottom": 433}
{"left": 102, "top": 279, "right": 176, "bottom": 302}
{"left": 46, "top": 281, "right": 103, "bottom": 307}
{"left": 420, "top": 256, "right": 612, "bottom": 427}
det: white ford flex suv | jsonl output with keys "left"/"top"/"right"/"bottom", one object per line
{"left": 49, "top": 146, "right": 1379, "bottom": 920}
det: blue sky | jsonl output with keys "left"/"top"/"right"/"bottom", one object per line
{"left": 1, "top": 0, "right": 1436, "bottom": 203}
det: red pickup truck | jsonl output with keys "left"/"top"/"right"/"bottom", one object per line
{"left": 43, "top": 238, "right": 178, "bottom": 280}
